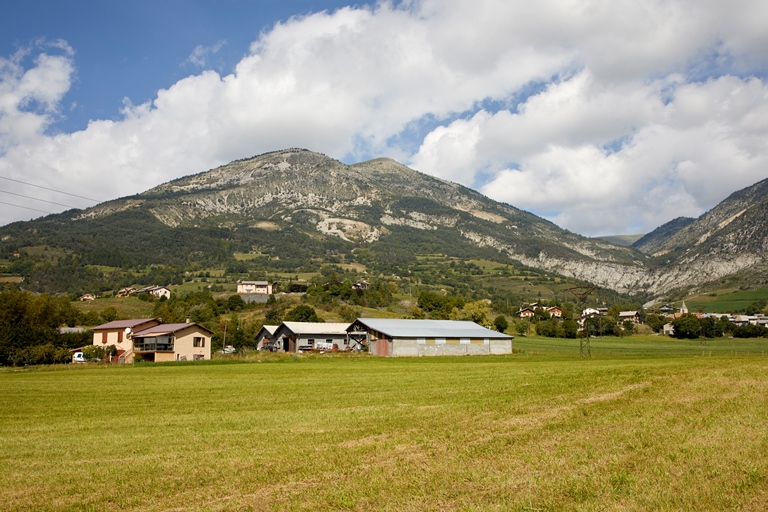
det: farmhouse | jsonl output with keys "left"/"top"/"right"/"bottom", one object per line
{"left": 517, "top": 307, "right": 535, "bottom": 318}
{"left": 91, "top": 318, "right": 211, "bottom": 362}
{"left": 273, "top": 322, "right": 351, "bottom": 353}
{"left": 92, "top": 318, "right": 161, "bottom": 361}
{"left": 348, "top": 318, "right": 513, "bottom": 357}
{"left": 237, "top": 280, "right": 273, "bottom": 295}
{"left": 130, "top": 322, "right": 213, "bottom": 362}
{"left": 136, "top": 285, "right": 171, "bottom": 300}
{"left": 547, "top": 306, "right": 562, "bottom": 317}
{"left": 116, "top": 287, "right": 137, "bottom": 297}
{"left": 619, "top": 311, "right": 641, "bottom": 324}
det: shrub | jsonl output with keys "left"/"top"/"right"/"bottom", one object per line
{"left": 493, "top": 315, "right": 509, "bottom": 333}
{"left": 82, "top": 345, "right": 106, "bottom": 361}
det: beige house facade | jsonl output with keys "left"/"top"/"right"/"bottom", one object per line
{"left": 130, "top": 323, "right": 213, "bottom": 362}
{"left": 237, "top": 280, "right": 273, "bottom": 295}
{"left": 91, "top": 319, "right": 211, "bottom": 362}
{"left": 92, "top": 318, "right": 161, "bottom": 362}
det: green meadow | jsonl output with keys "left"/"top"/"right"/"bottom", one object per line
{"left": 2, "top": 337, "right": 768, "bottom": 511}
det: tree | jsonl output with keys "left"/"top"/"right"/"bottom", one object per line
{"left": 101, "top": 306, "right": 118, "bottom": 322}
{"left": 285, "top": 305, "right": 321, "bottom": 323}
{"left": 671, "top": 315, "right": 701, "bottom": 339}
{"left": 733, "top": 324, "right": 768, "bottom": 338}
{"left": 493, "top": 315, "right": 509, "bottom": 333}
{"left": 562, "top": 319, "right": 578, "bottom": 338}
{"left": 450, "top": 300, "right": 490, "bottom": 325}
{"left": 537, "top": 318, "right": 563, "bottom": 338}
{"left": 698, "top": 316, "right": 721, "bottom": 338}
{"left": 645, "top": 314, "right": 666, "bottom": 333}
{"left": 0, "top": 289, "right": 82, "bottom": 365}
{"left": 514, "top": 320, "right": 529, "bottom": 337}
{"left": 338, "top": 305, "right": 361, "bottom": 323}
{"left": 226, "top": 294, "right": 245, "bottom": 311}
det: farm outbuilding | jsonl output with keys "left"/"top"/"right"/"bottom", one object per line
{"left": 255, "top": 325, "right": 279, "bottom": 350}
{"left": 273, "top": 322, "right": 351, "bottom": 353}
{"left": 348, "top": 319, "right": 513, "bottom": 357}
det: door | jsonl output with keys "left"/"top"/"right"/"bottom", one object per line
{"left": 376, "top": 339, "right": 389, "bottom": 356}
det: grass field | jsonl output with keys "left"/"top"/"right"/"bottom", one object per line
{"left": 72, "top": 296, "right": 155, "bottom": 318}
{"left": 682, "top": 288, "right": 768, "bottom": 313}
{"left": 2, "top": 337, "right": 768, "bottom": 511}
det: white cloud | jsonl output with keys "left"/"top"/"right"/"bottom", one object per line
{"left": 462, "top": 74, "right": 768, "bottom": 234}
{"left": 186, "top": 40, "right": 227, "bottom": 68}
{"left": 0, "top": 1, "right": 767, "bottom": 233}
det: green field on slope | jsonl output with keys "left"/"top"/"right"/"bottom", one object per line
{"left": 682, "top": 288, "right": 768, "bottom": 314}
{"left": 2, "top": 338, "right": 768, "bottom": 511}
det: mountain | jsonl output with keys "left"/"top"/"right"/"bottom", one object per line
{"left": 596, "top": 234, "right": 645, "bottom": 247}
{"left": 635, "top": 179, "right": 768, "bottom": 259}
{"left": 632, "top": 178, "right": 768, "bottom": 290}
{"left": 1, "top": 149, "right": 766, "bottom": 297}
{"left": 632, "top": 217, "right": 695, "bottom": 254}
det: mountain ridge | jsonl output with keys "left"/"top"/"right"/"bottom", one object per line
{"left": 2, "top": 149, "right": 767, "bottom": 297}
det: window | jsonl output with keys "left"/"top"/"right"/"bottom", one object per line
{"left": 308, "top": 339, "right": 315, "bottom": 345}
{"left": 193, "top": 337, "right": 205, "bottom": 347}
{"left": 102, "top": 332, "right": 107, "bottom": 344}
{"left": 117, "top": 331, "right": 123, "bottom": 343}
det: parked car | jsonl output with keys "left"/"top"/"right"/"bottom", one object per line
{"left": 221, "top": 345, "right": 236, "bottom": 354}
{"left": 72, "top": 352, "right": 100, "bottom": 363}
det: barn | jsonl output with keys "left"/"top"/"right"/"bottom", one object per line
{"left": 273, "top": 322, "right": 352, "bottom": 353}
{"left": 348, "top": 318, "right": 513, "bottom": 357}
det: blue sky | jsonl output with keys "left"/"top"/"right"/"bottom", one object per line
{"left": 2, "top": 1, "right": 353, "bottom": 133}
{"left": 1, "top": 1, "right": 767, "bottom": 235}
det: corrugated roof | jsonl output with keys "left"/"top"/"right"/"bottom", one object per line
{"left": 92, "top": 318, "right": 158, "bottom": 331}
{"left": 261, "top": 325, "right": 279, "bottom": 334}
{"left": 351, "top": 319, "right": 512, "bottom": 339}
{"left": 133, "top": 323, "right": 213, "bottom": 337}
{"left": 279, "top": 322, "right": 351, "bottom": 335}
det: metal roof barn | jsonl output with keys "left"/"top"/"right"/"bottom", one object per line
{"left": 348, "top": 319, "right": 513, "bottom": 357}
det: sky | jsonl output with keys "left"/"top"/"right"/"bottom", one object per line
{"left": 1, "top": 0, "right": 767, "bottom": 236}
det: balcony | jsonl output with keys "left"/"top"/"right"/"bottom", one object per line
{"left": 133, "top": 340, "right": 174, "bottom": 353}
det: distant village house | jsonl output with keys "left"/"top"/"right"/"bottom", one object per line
{"left": 618, "top": 311, "right": 641, "bottom": 324}
{"left": 136, "top": 285, "right": 171, "bottom": 300}
{"left": 237, "top": 280, "right": 273, "bottom": 295}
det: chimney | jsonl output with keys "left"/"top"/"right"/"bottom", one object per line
{"left": 186, "top": 317, "right": 191, "bottom": 324}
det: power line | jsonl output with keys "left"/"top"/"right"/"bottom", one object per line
{"left": 0, "top": 189, "right": 79, "bottom": 209}
{"left": 0, "top": 175, "right": 99, "bottom": 203}
{"left": 0, "top": 201, "right": 53, "bottom": 215}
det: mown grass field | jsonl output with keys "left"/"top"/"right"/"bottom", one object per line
{"left": 2, "top": 337, "right": 768, "bottom": 511}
